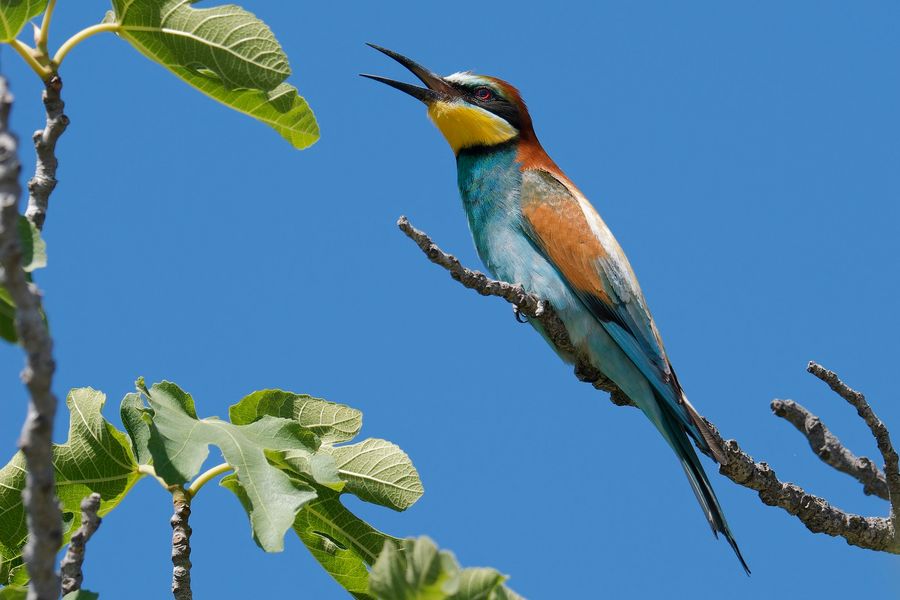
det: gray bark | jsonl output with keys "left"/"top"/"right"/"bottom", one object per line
{"left": 772, "top": 398, "right": 888, "bottom": 500}
{"left": 171, "top": 488, "right": 193, "bottom": 600}
{"left": 0, "top": 77, "right": 63, "bottom": 600}
{"left": 25, "top": 76, "right": 68, "bottom": 232}
{"left": 60, "top": 493, "right": 102, "bottom": 595}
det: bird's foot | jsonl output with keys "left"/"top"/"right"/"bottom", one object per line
{"left": 513, "top": 305, "right": 528, "bottom": 323}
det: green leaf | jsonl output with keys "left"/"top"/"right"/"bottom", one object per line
{"left": 1, "top": 218, "right": 48, "bottom": 344}
{"left": 0, "top": 287, "right": 14, "bottom": 343}
{"left": 2, "top": 562, "right": 28, "bottom": 588}
{"left": 448, "top": 570, "right": 508, "bottom": 600}
{"left": 109, "top": 0, "right": 289, "bottom": 89}
{"left": 369, "top": 537, "right": 524, "bottom": 600}
{"left": 0, "top": 389, "right": 141, "bottom": 584}
{"left": 229, "top": 389, "right": 425, "bottom": 595}
{"left": 328, "top": 439, "right": 423, "bottom": 511}
{"left": 292, "top": 488, "right": 402, "bottom": 599}
{"left": 120, "top": 391, "right": 152, "bottom": 465}
{"left": 170, "top": 79, "right": 318, "bottom": 149}
{"left": 17, "top": 216, "right": 46, "bottom": 272}
{"left": 0, "top": 584, "right": 97, "bottom": 600}
{"left": 105, "top": 0, "right": 319, "bottom": 149}
{"left": 264, "top": 449, "right": 344, "bottom": 492}
{"left": 230, "top": 390, "right": 423, "bottom": 509}
{"left": 0, "top": 0, "right": 48, "bottom": 42}
{"left": 142, "top": 381, "right": 321, "bottom": 551}
{"left": 230, "top": 390, "right": 362, "bottom": 444}
{"left": 220, "top": 472, "right": 317, "bottom": 547}
{"left": 0, "top": 583, "right": 99, "bottom": 598}
{"left": 488, "top": 586, "right": 524, "bottom": 600}
{"left": 370, "top": 537, "right": 458, "bottom": 600}
{"left": 0, "top": 585, "right": 26, "bottom": 600}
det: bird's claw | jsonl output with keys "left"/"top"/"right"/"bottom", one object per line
{"left": 513, "top": 306, "right": 528, "bottom": 323}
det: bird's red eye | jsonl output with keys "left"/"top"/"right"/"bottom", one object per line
{"left": 474, "top": 87, "right": 494, "bottom": 101}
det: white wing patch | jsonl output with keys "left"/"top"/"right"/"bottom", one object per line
{"left": 571, "top": 188, "right": 645, "bottom": 305}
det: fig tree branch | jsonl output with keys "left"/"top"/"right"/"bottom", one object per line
{"left": 0, "top": 76, "right": 63, "bottom": 600}
{"left": 25, "top": 76, "right": 68, "bottom": 231}
{"left": 60, "top": 493, "right": 102, "bottom": 595}
{"left": 171, "top": 488, "right": 193, "bottom": 600}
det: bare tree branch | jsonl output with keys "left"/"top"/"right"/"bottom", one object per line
{"left": 0, "top": 77, "right": 63, "bottom": 600}
{"left": 25, "top": 76, "right": 68, "bottom": 232}
{"left": 398, "top": 215, "right": 900, "bottom": 554}
{"left": 706, "top": 417, "right": 894, "bottom": 551}
{"left": 60, "top": 493, "right": 102, "bottom": 595}
{"left": 397, "top": 216, "right": 631, "bottom": 407}
{"left": 772, "top": 398, "right": 888, "bottom": 500}
{"left": 0, "top": 77, "right": 63, "bottom": 599}
{"left": 806, "top": 362, "right": 900, "bottom": 531}
{"left": 171, "top": 488, "right": 193, "bottom": 600}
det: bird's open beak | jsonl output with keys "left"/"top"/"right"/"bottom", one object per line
{"left": 361, "top": 44, "right": 457, "bottom": 104}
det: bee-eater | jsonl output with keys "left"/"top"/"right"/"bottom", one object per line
{"left": 363, "top": 44, "right": 748, "bottom": 573}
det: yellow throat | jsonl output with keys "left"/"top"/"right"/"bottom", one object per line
{"left": 427, "top": 100, "right": 518, "bottom": 153}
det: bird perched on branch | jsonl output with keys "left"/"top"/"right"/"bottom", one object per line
{"left": 363, "top": 44, "right": 749, "bottom": 573}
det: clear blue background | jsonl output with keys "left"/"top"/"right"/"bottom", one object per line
{"left": 1, "top": 1, "right": 898, "bottom": 597}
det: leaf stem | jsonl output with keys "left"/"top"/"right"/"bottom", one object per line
{"left": 52, "top": 22, "right": 121, "bottom": 68}
{"left": 138, "top": 464, "right": 178, "bottom": 492}
{"left": 36, "top": 0, "right": 57, "bottom": 53}
{"left": 186, "top": 463, "right": 233, "bottom": 499}
{"left": 8, "top": 39, "right": 52, "bottom": 80}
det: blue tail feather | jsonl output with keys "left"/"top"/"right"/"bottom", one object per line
{"left": 656, "top": 395, "right": 750, "bottom": 575}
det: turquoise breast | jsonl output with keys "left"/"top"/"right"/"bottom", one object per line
{"left": 455, "top": 143, "right": 525, "bottom": 280}
{"left": 454, "top": 143, "right": 577, "bottom": 320}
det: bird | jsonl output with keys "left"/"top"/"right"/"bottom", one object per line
{"left": 362, "top": 43, "right": 749, "bottom": 573}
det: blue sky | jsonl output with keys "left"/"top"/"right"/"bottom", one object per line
{"left": 1, "top": 1, "right": 899, "bottom": 597}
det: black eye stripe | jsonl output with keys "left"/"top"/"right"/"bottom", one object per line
{"left": 449, "top": 81, "right": 522, "bottom": 130}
